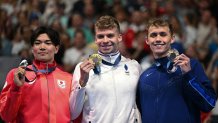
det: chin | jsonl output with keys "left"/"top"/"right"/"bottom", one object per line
{"left": 36, "top": 58, "right": 49, "bottom": 62}
{"left": 152, "top": 50, "right": 162, "bottom": 54}
{"left": 154, "top": 51, "right": 167, "bottom": 57}
{"left": 100, "top": 49, "right": 113, "bottom": 54}
{"left": 101, "top": 51, "right": 112, "bottom": 54}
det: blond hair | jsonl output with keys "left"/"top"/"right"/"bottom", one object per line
{"left": 95, "top": 15, "right": 120, "bottom": 33}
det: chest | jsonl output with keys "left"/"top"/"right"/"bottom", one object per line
{"left": 86, "top": 64, "right": 140, "bottom": 94}
{"left": 22, "top": 72, "right": 72, "bottom": 99}
{"left": 140, "top": 68, "right": 183, "bottom": 92}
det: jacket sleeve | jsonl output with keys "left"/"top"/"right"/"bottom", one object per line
{"left": 183, "top": 59, "right": 217, "bottom": 112}
{"left": 69, "top": 63, "right": 86, "bottom": 120}
{"left": 0, "top": 69, "right": 23, "bottom": 122}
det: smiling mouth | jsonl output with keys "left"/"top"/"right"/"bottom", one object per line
{"left": 153, "top": 43, "right": 165, "bottom": 46}
{"left": 100, "top": 44, "right": 113, "bottom": 47}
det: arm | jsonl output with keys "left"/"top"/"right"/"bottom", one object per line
{"left": 69, "top": 60, "right": 94, "bottom": 119}
{"left": 0, "top": 69, "right": 24, "bottom": 122}
{"left": 183, "top": 59, "right": 217, "bottom": 112}
{"left": 69, "top": 64, "right": 86, "bottom": 120}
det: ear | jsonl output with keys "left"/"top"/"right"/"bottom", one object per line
{"left": 170, "top": 35, "right": 175, "bottom": 44}
{"left": 31, "top": 49, "right": 34, "bottom": 54}
{"left": 55, "top": 45, "right": 59, "bottom": 54}
{"left": 118, "top": 33, "right": 122, "bottom": 42}
{"left": 145, "top": 37, "right": 149, "bottom": 45}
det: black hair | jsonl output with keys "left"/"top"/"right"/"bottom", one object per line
{"left": 30, "top": 26, "right": 60, "bottom": 46}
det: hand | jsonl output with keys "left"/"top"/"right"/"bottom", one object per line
{"left": 79, "top": 59, "right": 95, "bottom": 87}
{"left": 14, "top": 67, "right": 26, "bottom": 87}
{"left": 174, "top": 54, "right": 191, "bottom": 74}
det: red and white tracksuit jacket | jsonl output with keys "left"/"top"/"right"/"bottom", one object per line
{"left": 0, "top": 60, "right": 73, "bottom": 123}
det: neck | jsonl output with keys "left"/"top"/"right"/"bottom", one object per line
{"left": 33, "top": 60, "right": 56, "bottom": 69}
{"left": 98, "top": 50, "right": 119, "bottom": 57}
{"left": 35, "top": 59, "right": 55, "bottom": 64}
{"left": 98, "top": 51, "right": 120, "bottom": 64}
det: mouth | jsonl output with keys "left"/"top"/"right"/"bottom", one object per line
{"left": 100, "top": 45, "right": 112, "bottom": 47}
{"left": 99, "top": 42, "right": 114, "bottom": 48}
{"left": 153, "top": 43, "right": 165, "bottom": 46}
{"left": 152, "top": 43, "right": 166, "bottom": 48}
{"left": 38, "top": 52, "right": 47, "bottom": 55}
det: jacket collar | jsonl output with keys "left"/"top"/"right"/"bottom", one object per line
{"left": 33, "top": 60, "right": 57, "bottom": 70}
{"left": 98, "top": 51, "right": 120, "bottom": 64}
{"left": 154, "top": 56, "right": 168, "bottom": 68}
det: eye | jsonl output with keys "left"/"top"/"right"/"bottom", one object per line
{"left": 107, "top": 34, "right": 114, "bottom": 38}
{"left": 159, "top": 32, "right": 167, "bottom": 37}
{"left": 149, "top": 32, "right": 168, "bottom": 37}
{"left": 34, "top": 41, "right": 41, "bottom": 45}
{"left": 97, "top": 34, "right": 104, "bottom": 39}
{"left": 149, "top": 32, "right": 158, "bottom": 38}
{"left": 45, "top": 41, "right": 53, "bottom": 45}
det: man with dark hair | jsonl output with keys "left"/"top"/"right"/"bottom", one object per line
{"left": 70, "top": 15, "right": 142, "bottom": 123}
{"left": 137, "top": 17, "right": 217, "bottom": 123}
{"left": 0, "top": 26, "right": 73, "bottom": 123}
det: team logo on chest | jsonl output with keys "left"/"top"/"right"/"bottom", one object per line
{"left": 124, "top": 64, "right": 130, "bottom": 75}
{"left": 57, "top": 80, "right": 66, "bottom": 88}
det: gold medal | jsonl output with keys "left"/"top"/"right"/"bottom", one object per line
{"left": 167, "top": 48, "right": 179, "bottom": 62}
{"left": 89, "top": 54, "right": 102, "bottom": 65}
{"left": 167, "top": 48, "right": 179, "bottom": 73}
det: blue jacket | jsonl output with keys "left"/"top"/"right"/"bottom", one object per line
{"left": 137, "top": 57, "right": 217, "bottom": 123}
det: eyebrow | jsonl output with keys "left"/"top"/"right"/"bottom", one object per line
{"left": 96, "top": 33, "right": 115, "bottom": 37}
{"left": 35, "top": 40, "right": 52, "bottom": 42}
{"left": 149, "top": 32, "right": 168, "bottom": 36}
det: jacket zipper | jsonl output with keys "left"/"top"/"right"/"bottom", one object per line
{"left": 111, "top": 55, "right": 118, "bottom": 119}
{"left": 156, "top": 72, "right": 160, "bottom": 123}
{"left": 46, "top": 63, "right": 50, "bottom": 123}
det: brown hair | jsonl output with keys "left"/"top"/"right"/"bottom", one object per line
{"left": 146, "top": 17, "right": 174, "bottom": 36}
{"left": 95, "top": 15, "right": 120, "bottom": 33}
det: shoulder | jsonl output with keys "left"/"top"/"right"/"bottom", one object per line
{"left": 190, "top": 58, "right": 198, "bottom": 63}
{"left": 8, "top": 68, "right": 17, "bottom": 74}
{"left": 140, "top": 64, "right": 156, "bottom": 76}
{"left": 189, "top": 58, "right": 205, "bottom": 72}
{"left": 121, "top": 56, "right": 141, "bottom": 67}
{"left": 121, "top": 56, "right": 140, "bottom": 65}
{"left": 121, "top": 56, "right": 142, "bottom": 74}
{"left": 7, "top": 68, "right": 17, "bottom": 77}
{"left": 3, "top": 68, "right": 17, "bottom": 86}
{"left": 55, "top": 67, "right": 72, "bottom": 77}
{"left": 190, "top": 58, "right": 201, "bottom": 67}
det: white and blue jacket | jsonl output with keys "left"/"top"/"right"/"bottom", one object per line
{"left": 70, "top": 52, "right": 142, "bottom": 123}
{"left": 137, "top": 56, "right": 217, "bottom": 123}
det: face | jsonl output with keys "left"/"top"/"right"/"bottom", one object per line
{"left": 32, "top": 33, "right": 59, "bottom": 63}
{"left": 95, "top": 28, "right": 122, "bottom": 54}
{"left": 146, "top": 26, "right": 174, "bottom": 58}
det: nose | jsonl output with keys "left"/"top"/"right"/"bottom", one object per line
{"left": 39, "top": 43, "right": 46, "bottom": 50}
{"left": 103, "top": 36, "right": 109, "bottom": 43}
{"left": 155, "top": 34, "right": 162, "bottom": 40}
{"left": 153, "top": 35, "right": 163, "bottom": 44}
{"left": 154, "top": 39, "right": 162, "bottom": 44}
